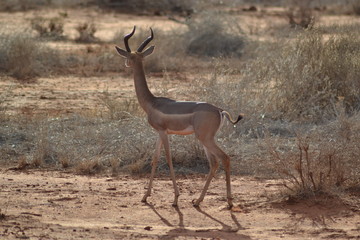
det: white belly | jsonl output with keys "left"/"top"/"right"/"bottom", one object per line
{"left": 166, "top": 125, "right": 194, "bottom": 135}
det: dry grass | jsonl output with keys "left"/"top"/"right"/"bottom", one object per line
{"left": 0, "top": 32, "right": 38, "bottom": 80}
{"left": 109, "top": 158, "right": 120, "bottom": 176}
{"left": 31, "top": 16, "right": 65, "bottom": 40}
{"left": 65, "top": 45, "right": 121, "bottom": 75}
{"left": 0, "top": 108, "right": 240, "bottom": 176}
{"left": 263, "top": 110, "right": 360, "bottom": 198}
{"left": 286, "top": 0, "right": 316, "bottom": 29}
{"left": 75, "top": 158, "right": 103, "bottom": 175}
{"left": 242, "top": 28, "right": 360, "bottom": 123}
{"left": 58, "top": 154, "right": 71, "bottom": 169}
{"left": 75, "top": 23, "right": 99, "bottom": 43}
{"left": 0, "top": 32, "right": 61, "bottom": 80}
{"left": 16, "top": 156, "right": 29, "bottom": 170}
{"left": 184, "top": 11, "right": 246, "bottom": 58}
{"left": 98, "top": 91, "right": 142, "bottom": 120}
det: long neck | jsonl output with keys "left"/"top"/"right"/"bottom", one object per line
{"left": 133, "top": 60, "right": 155, "bottom": 113}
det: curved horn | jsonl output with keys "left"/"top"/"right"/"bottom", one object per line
{"left": 124, "top": 26, "right": 136, "bottom": 52}
{"left": 137, "top": 28, "right": 154, "bottom": 52}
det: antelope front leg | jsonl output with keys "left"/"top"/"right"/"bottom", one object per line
{"left": 159, "top": 131, "right": 180, "bottom": 207}
{"left": 142, "top": 137, "right": 162, "bottom": 203}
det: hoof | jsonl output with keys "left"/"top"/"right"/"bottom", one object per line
{"left": 227, "top": 198, "right": 233, "bottom": 209}
{"left": 192, "top": 199, "right": 200, "bottom": 207}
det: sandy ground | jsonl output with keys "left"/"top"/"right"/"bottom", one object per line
{"left": 1, "top": 168, "right": 359, "bottom": 240}
{"left": 0, "top": 74, "right": 132, "bottom": 115}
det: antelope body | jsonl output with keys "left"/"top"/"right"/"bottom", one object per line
{"left": 115, "top": 26, "right": 243, "bottom": 208}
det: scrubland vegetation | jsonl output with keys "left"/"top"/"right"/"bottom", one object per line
{"left": 0, "top": 0, "right": 359, "bottom": 204}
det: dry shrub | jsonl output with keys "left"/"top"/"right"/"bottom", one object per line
{"left": 75, "top": 23, "right": 99, "bottom": 43}
{"left": 287, "top": 0, "right": 315, "bottom": 29}
{"left": 16, "top": 156, "right": 29, "bottom": 170}
{"left": 63, "top": 45, "right": 121, "bottom": 76}
{"left": 0, "top": 32, "right": 61, "bottom": 80}
{"left": 110, "top": 158, "right": 120, "bottom": 176}
{"left": 126, "top": 155, "right": 149, "bottom": 175}
{"left": 31, "top": 123, "right": 58, "bottom": 167}
{"left": 242, "top": 29, "right": 360, "bottom": 122}
{"left": 0, "top": 33, "right": 38, "bottom": 80}
{"left": 184, "top": 11, "right": 245, "bottom": 58}
{"left": 75, "top": 158, "right": 103, "bottom": 175}
{"left": 99, "top": 91, "right": 141, "bottom": 119}
{"left": 31, "top": 16, "right": 65, "bottom": 40}
{"left": 59, "top": 155, "right": 71, "bottom": 168}
{"left": 265, "top": 110, "right": 360, "bottom": 197}
{"left": 0, "top": 210, "right": 5, "bottom": 220}
{"left": 352, "top": 0, "right": 360, "bottom": 15}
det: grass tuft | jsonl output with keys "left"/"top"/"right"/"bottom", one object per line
{"left": 75, "top": 23, "right": 99, "bottom": 43}
{"left": 31, "top": 16, "right": 65, "bottom": 40}
{"left": 75, "top": 158, "right": 103, "bottom": 175}
{"left": 0, "top": 209, "right": 5, "bottom": 221}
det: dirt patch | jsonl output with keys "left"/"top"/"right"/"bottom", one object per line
{"left": 273, "top": 194, "right": 357, "bottom": 226}
{"left": 1, "top": 169, "right": 359, "bottom": 239}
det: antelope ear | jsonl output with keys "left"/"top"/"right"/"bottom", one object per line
{"left": 115, "top": 46, "right": 130, "bottom": 58}
{"left": 142, "top": 46, "right": 155, "bottom": 58}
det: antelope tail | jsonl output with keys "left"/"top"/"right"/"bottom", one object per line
{"left": 222, "top": 111, "right": 244, "bottom": 125}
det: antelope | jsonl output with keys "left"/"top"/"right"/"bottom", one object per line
{"left": 115, "top": 26, "right": 243, "bottom": 208}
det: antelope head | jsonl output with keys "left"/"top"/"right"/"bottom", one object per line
{"left": 115, "top": 26, "right": 155, "bottom": 67}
